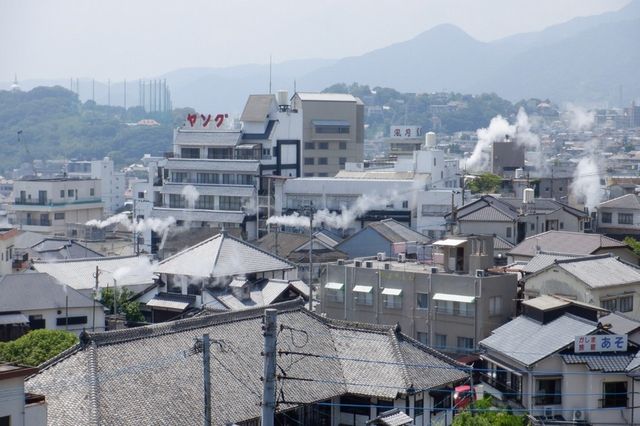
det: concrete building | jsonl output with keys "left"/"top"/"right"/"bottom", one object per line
{"left": 491, "top": 138, "right": 525, "bottom": 177}
{"left": 0, "top": 228, "right": 18, "bottom": 277}
{"left": 0, "top": 364, "right": 47, "bottom": 426}
{"left": 292, "top": 92, "right": 364, "bottom": 177}
{"left": 10, "top": 177, "right": 103, "bottom": 235}
{"left": 66, "top": 157, "right": 125, "bottom": 215}
{"left": 322, "top": 235, "right": 517, "bottom": 355}
{"left": 596, "top": 193, "right": 640, "bottom": 239}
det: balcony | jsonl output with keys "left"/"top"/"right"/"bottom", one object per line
{"left": 480, "top": 372, "right": 522, "bottom": 404}
{"left": 14, "top": 197, "right": 102, "bottom": 207}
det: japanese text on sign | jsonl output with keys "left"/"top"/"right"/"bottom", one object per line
{"left": 574, "top": 335, "right": 627, "bottom": 353}
{"left": 390, "top": 125, "right": 422, "bottom": 139}
{"left": 186, "top": 113, "right": 229, "bottom": 128}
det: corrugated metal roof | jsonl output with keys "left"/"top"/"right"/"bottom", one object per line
{"left": 480, "top": 314, "right": 596, "bottom": 366}
{"left": 295, "top": 92, "right": 357, "bottom": 102}
{"left": 155, "top": 233, "right": 294, "bottom": 278}
{"left": 369, "top": 219, "right": 430, "bottom": 244}
{"left": 146, "top": 298, "right": 190, "bottom": 311}
{"left": 432, "top": 239, "right": 466, "bottom": 247}
{"left": 174, "top": 131, "right": 241, "bottom": 147}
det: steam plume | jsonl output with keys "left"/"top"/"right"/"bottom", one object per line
{"left": 181, "top": 185, "right": 200, "bottom": 209}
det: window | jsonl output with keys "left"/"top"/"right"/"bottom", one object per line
{"left": 506, "top": 227, "right": 512, "bottom": 238}
{"left": 530, "top": 223, "right": 535, "bottom": 231}
{"left": 219, "top": 196, "right": 242, "bottom": 211}
{"left": 195, "top": 195, "right": 215, "bottom": 210}
{"left": 318, "top": 173, "right": 328, "bottom": 177}
{"left": 60, "top": 190, "right": 65, "bottom": 198}
{"left": 68, "top": 189, "right": 74, "bottom": 197}
{"left": 602, "top": 381, "right": 627, "bottom": 408}
{"left": 0, "top": 416, "right": 10, "bottom": 426}
{"left": 171, "top": 172, "right": 188, "bottom": 183}
{"left": 339, "top": 157, "right": 347, "bottom": 166}
{"left": 489, "top": 296, "right": 503, "bottom": 316}
{"left": 601, "top": 212, "right": 612, "bottom": 223}
{"left": 355, "top": 291, "right": 373, "bottom": 306}
{"left": 535, "top": 378, "right": 562, "bottom": 405}
{"left": 304, "top": 142, "right": 315, "bottom": 150}
{"left": 601, "top": 298, "right": 617, "bottom": 311}
{"left": 304, "top": 157, "right": 314, "bottom": 165}
{"left": 402, "top": 200, "right": 409, "bottom": 208}
{"left": 90, "top": 188, "right": 95, "bottom": 196}
{"left": 416, "top": 332, "right": 429, "bottom": 345}
{"left": 326, "top": 288, "right": 344, "bottom": 303}
{"left": 559, "top": 222, "right": 564, "bottom": 229}
{"left": 457, "top": 337, "right": 474, "bottom": 352}
{"left": 222, "top": 174, "right": 236, "bottom": 184}
{"left": 56, "top": 316, "right": 88, "bottom": 326}
{"left": 197, "top": 173, "right": 218, "bottom": 184}
{"left": 54, "top": 212, "right": 65, "bottom": 220}
{"left": 237, "top": 174, "right": 254, "bottom": 185}
{"left": 315, "top": 125, "right": 349, "bottom": 134}
{"left": 339, "top": 141, "right": 347, "bottom": 150}
{"left": 435, "top": 334, "right": 447, "bottom": 349}
{"left": 318, "top": 157, "right": 328, "bottom": 165}
{"left": 318, "top": 142, "right": 329, "bottom": 150}
{"left": 181, "top": 147, "right": 200, "bottom": 158}
{"left": 619, "top": 213, "right": 633, "bottom": 225}
{"left": 169, "top": 194, "right": 185, "bottom": 208}
{"left": 207, "top": 147, "right": 233, "bottom": 159}
{"left": 619, "top": 295, "right": 633, "bottom": 312}
{"left": 137, "top": 192, "right": 145, "bottom": 199}
{"left": 29, "top": 315, "right": 45, "bottom": 330}
{"left": 304, "top": 173, "right": 314, "bottom": 177}
{"left": 417, "top": 293, "right": 429, "bottom": 309}
{"left": 383, "top": 294, "right": 402, "bottom": 309}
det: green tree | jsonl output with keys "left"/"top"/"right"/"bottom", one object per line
{"left": 624, "top": 236, "right": 640, "bottom": 256}
{"left": 100, "top": 287, "right": 145, "bottom": 323}
{"left": 467, "top": 173, "right": 503, "bottom": 194}
{"left": 453, "top": 397, "right": 526, "bottom": 426}
{"left": 0, "top": 329, "right": 78, "bottom": 366}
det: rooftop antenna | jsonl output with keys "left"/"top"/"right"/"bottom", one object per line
{"left": 269, "top": 54, "right": 272, "bottom": 94}
{"left": 123, "top": 79, "right": 127, "bottom": 112}
{"left": 92, "top": 79, "right": 95, "bottom": 102}
{"left": 107, "top": 79, "right": 111, "bottom": 106}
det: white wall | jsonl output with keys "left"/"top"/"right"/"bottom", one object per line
{"left": 0, "top": 377, "right": 26, "bottom": 426}
{"left": 23, "top": 306, "right": 106, "bottom": 335}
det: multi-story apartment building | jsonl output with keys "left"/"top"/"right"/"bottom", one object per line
{"left": 321, "top": 235, "right": 517, "bottom": 355}
{"left": 292, "top": 92, "right": 364, "bottom": 177}
{"left": 67, "top": 157, "right": 125, "bottom": 215}
{"left": 10, "top": 177, "right": 102, "bottom": 235}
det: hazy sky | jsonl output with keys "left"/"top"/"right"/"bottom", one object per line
{"left": 0, "top": 0, "right": 629, "bottom": 81}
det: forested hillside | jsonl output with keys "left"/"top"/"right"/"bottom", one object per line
{"left": 0, "top": 86, "right": 189, "bottom": 174}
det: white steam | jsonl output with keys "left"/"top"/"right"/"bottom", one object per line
{"left": 565, "top": 104, "right": 595, "bottom": 132}
{"left": 113, "top": 255, "right": 159, "bottom": 281}
{"left": 267, "top": 191, "right": 398, "bottom": 230}
{"left": 86, "top": 212, "right": 130, "bottom": 229}
{"left": 571, "top": 156, "right": 602, "bottom": 211}
{"left": 181, "top": 185, "right": 200, "bottom": 209}
{"left": 86, "top": 212, "right": 176, "bottom": 234}
{"left": 466, "top": 108, "right": 542, "bottom": 172}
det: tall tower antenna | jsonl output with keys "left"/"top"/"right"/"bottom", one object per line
{"left": 269, "top": 54, "right": 272, "bottom": 94}
{"left": 76, "top": 78, "right": 80, "bottom": 98}
{"left": 107, "top": 79, "right": 111, "bottom": 106}
{"left": 92, "top": 79, "right": 95, "bottom": 102}
{"left": 123, "top": 79, "right": 127, "bottom": 112}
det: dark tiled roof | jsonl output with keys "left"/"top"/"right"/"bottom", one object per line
{"left": 28, "top": 238, "right": 104, "bottom": 261}
{"left": 368, "top": 219, "right": 430, "bottom": 244}
{"left": 26, "top": 301, "right": 466, "bottom": 426}
{"left": 599, "top": 194, "right": 640, "bottom": 209}
{"left": 561, "top": 353, "right": 635, "bottom": 372}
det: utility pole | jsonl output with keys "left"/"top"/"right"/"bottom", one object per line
{"left": 92, "top": 266, "right": 100, "bottom": 332}
{"left": 307, "top": 209, "right": 314, "bottom": 311}
{"left": 202, "top": 333, "right": 211, "bottom": 426}
{"left": 113, "top": 279, "right": 118, "bottom": 330}
{"left": 261, "top": 309, "right": 277, "bottom": 426}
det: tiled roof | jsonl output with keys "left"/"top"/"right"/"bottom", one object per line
{"left": 480, "top": 314, "right": 596, "bottom": 367}
{"left": 26, "top": 301, "right": 467, "bottom": 425}
{"left": 460, "top": 206, "right": 515, "bottom": 222}
{"left": 0, "top": 273, "right": 99, "bottom": 312}
{"left": 548, "top": 255, "right": 640, "bottom": 289}
{"left": 508, "top": 231, "right": 627, "bottom": 258}
{"left": 155, "top": 233, "right": 294, "bottom": 278}
{"left": 493, "top": 236, "right": 515, "bottom": 251}
{"left": 174, "top": 130, "right": 241, "bottom": 147}
{"left": 561, "top": 353, "right": 635, "bottom": 372}
{"left": 599, "top": 194, "right": 640, "bottom": 209}
{"left": 600, "top": 312, "right": 640, "bottom": 336}
{"left": 522, "top": 252, "right": 585, "bottom": 274}
{"left": 28, "top": 238, "right": 104, "bottom": 261}
{"left": 369, "top": 219, "right": 430, "bottom": 243}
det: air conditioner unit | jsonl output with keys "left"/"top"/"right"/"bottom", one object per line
{"left": 572, "top": 409, "right": 584, "bottom": 422}
{"left": 337, "top": 259, "right": 344, "bottom": 266}
{"left": 475, "top": 269, "right": 485, "bottom": 278}
{"left": 430, "top": 267, "right": 438, "bottom": 274}
{"left": 398, "top": 253, "right": 407, "bottom": 263}
{"left": 355, "top": 260, "right": 362, "bottom": 267}
{"left": 376, "top": 252, "right": 386, "bottom": 261}
{"left": 365, "top": 261, "right": 373, "bottom": 268}
{"left": 543, "top": 407, "right": 554, "bottom": 418}
{"left": 384, "top": 263, "right": 391, "bottom": 270}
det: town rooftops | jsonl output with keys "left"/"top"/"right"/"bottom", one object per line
{"left": 508, "top": 230, "right": 628, "bottom": 258}
{"left": 598, "top": 193, "right": 640, "bottom": 209}
{"left": 155, "top": 232, "right": 294, "bottom": 278}
{"left": 25, "top": 300, "right": 467, "bottom": 425}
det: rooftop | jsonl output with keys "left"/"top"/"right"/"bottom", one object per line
{"left": 599, "top": 194, "right": 640, "bottom": 209}
{"left": 295, "top": 92, "right": 359, "bottom": 102}
{"left": 240, "top": 94, "right": 275, "bottom": 122}
{"left": 509, "top": 231, "right": 628, "bottom": 258}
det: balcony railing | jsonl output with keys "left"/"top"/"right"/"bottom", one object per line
{"left": 480, "top": 372, "right": 522, "bottom": 403}
{"left": 14, "top": 197, "right": 101, "bottom": 206}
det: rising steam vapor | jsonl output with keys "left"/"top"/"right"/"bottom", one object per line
{"left": 86, "top": 212, "right": 176, "bottom": 238}
{"left": 466, "top": 108, "right": 542, "bottom": 172}
{"left": 565, "top": 104, "right": 595, "bottom": 132}
{"left": 113, "top": 256, "right": 159, "bottom": 281}
{"left": 267, "top": 191, "right": 398, "bottom": 230}
{"left": 86, "top": 212, "right": 130, "bottom": 229}
{"left": 181, "top": 185, "right": 200, "bottom": 209}
{"left": 571, "top": 156, "right": 602, "bottom": 210}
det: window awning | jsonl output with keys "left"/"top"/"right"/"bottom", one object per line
{"left": 0, "top": 313, "right": 29, "bottom": 325}
{"left": 235, "top": 144, "right": 259, "bottom": 149}
{"left": 312, "top": 120, "right": 350, "bottom": 126}
{"left": 381, "top": 288, "right": 402, "bottom": 296}
{"left": 433, "top": 293, "right": 475, "bottom": 303}
{"left": 432, "top": 239, "right": 467, "bottom": 247}
{"left": 147, "top": 298, "right": 190, "bottom": 311}
{"left": 325, "top": 282, "right": 344, "bottom": 290}
{"left": 353, "top": 285, "right": 373, "bottom": 293}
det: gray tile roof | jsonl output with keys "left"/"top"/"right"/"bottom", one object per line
{"left": 26, "top": 300, "right": 467, "bottom": 425}
{"left": 0, "top": 272, "right": 100, "bottom": 312}
{"left": 509, "top": 231, "right": 628, "bottom": 258}
{"left": 561, "top": 353, "right": 635, "bottom": 372}
{"left": 453, "top": 196, "right": 588, "bottom": 223}
{"left": 480, "top": 314, "right": 597, "bottom": 367}
{"left": 27, "top": 238, "right": 104, "bottom": 261}
{"left": 155, "top": 233, "right": 295, "bottom": 278}
{"left": 600, "top": 312, "right": 640, "bottom": 336}
{"left": 174, "top": 130, "right": 241, "bottom": 147}
{"left": 493, "top": 236, "right": 515, "bottom": 251}
{"left": 548, "top": 255, "right": 640, "bottom": 289}
{"left": 369, "top": 219, "right": 430, "bottom": 244}
{"left": 599, "top": 194, "right": 640, "bottom": 209}
{"left": 522, "top": 252, "right": 585, "bottom": 274}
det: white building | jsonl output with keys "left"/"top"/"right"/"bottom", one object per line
{"left": 0, "top": 228, "right": 18, "bottom": 277}
{"left": 0, "top": 364, "right": 47, "bottom": 426}
{"left": 66, "top": 157, "right": 126, "bottom": 215}
{"left": 10, "top": 177, "right": 103, "bottom": 235}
